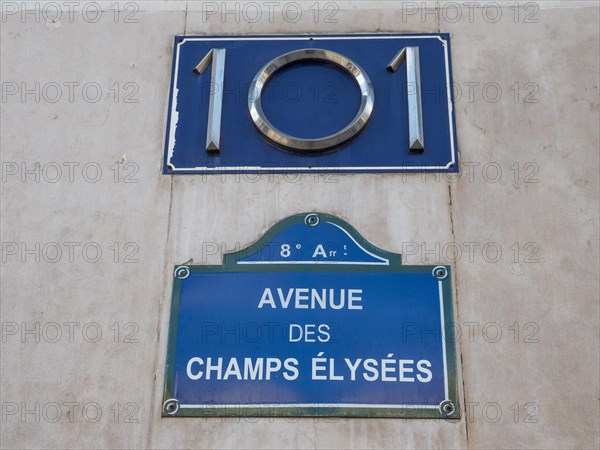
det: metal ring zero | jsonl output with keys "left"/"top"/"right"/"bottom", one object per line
{"left": 248, "top": 48, "right": 375, "bottom": 153}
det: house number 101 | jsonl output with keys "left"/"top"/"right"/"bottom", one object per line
{"left": 194, "top": 47, "right": 425, "bottom": 155}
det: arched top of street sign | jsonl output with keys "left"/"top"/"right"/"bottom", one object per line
{"left": 225, "top": 213, "right": 402, "bottom": 267}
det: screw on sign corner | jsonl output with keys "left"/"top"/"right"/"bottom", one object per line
{"left": 163, "top": 399, "right": 180, "bottom": 416}
{"left": 439, "top": 400, "right": 456, "bottom": 417}
{"left": 433, "top": 266, "right": 448, "bottom": 280}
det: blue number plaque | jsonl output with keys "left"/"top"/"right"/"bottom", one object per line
{"left": 163, "top": 34, "right": 459, "bottom": 174}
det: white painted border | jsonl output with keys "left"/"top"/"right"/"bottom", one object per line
{"left": 439, "top": 279, "right": 450, "bottom": 401}
{"left": 326, "top": 222, "right": 390, "bottom": 264}
{"left": 166, "top": 35, "right": 456, "bottom": 172}
{"left": 176, "top": 279, "right": 449, "bottom": 411}
{"left": 180, "top": 403, "right": 440, "bottom": 409}
{"left": 237, "top": 261, "right": 388, "bottom": 266}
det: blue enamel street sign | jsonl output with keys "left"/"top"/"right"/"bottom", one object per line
{"left": 163, "top": 34, "right": 459, "bottom": 174}
{"left": 162, "top": 213, "right": 460, "bottom": 418}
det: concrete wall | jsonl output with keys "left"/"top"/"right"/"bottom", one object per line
{"left": 1, "top": 1, "right": 598, "bottom": 448}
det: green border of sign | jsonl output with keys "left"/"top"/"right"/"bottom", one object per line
{"left": 162, "top": 213, "right": 460, "bottom": 419}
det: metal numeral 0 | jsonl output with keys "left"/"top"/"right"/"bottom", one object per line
{"left": 248, "top": 48, "right": 375, "bottom": 154}
{"left": 387, "top": 47, "right": 425, "bottom": 152}
{"left": 194, "top": 48, "right": 226, "bottom": 154}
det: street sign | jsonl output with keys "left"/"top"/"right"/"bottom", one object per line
{"left": 162, "top": 213, "right": 460, "bottom": 418}
{"left": 163, "top": 34, "right": 459, "bottom": 174}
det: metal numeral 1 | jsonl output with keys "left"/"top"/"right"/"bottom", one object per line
{"left": 194, "top": 49, "right": 226, "bottom": 154}
{"left": 387, "top": 47, "right": 425, "bottom": 152}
